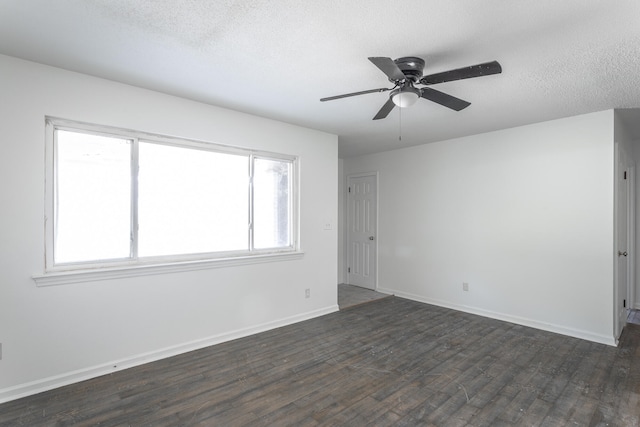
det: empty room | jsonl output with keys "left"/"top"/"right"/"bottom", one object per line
{"left": 1, "top": 1, "right": 639, "bottom": 425}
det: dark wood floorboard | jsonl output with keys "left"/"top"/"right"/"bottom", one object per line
{"left": 338, "top": 283, "right": 391, "bottom": 310}
{"left": 628, "top": 309, "right": 640, "bottom": 326}
{"left": 1, "top": 297, "right": 639, "bottom": 426}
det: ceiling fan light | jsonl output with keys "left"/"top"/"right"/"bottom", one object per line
{"left": 392, "top": 90, "right": 420, "bottom": 108}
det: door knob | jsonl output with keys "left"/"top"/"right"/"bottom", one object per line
{"left": 618, "top": 251, "right": 628, "bottom": 257}
{"left": 369, "top": 236, "right": 375, "bottom": 240}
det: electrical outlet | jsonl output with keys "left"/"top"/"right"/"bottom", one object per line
{"left": 305, "top": 288, "right": 311, "bottom": 298}
{"left": 463, "top": 282, "right": 469, "bottom": 292}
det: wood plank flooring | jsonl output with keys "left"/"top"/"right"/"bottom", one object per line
{"left": 338, "top": 283, "right": 392, "bottom": 310}
{"left": 1, "top": 297, "right": 639, "bottom": 426}
{"left": 628, "top": 309, "right": 640, "bottom": 326}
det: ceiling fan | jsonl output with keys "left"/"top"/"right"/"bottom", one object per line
{"left": 320, "top": 57, "right": 502, "bottom": 120}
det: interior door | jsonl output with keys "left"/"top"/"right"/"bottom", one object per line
{"left": 347, "top": 173, "right": 377, "bottom": 290}
{"left": 615, "top": 144, "right": 630, "bottom": 339}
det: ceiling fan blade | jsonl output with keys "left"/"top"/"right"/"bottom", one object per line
{"left": 320, "top": 87, "right": 391, "bottom": 102}
{"left": 368, "top": 57, "right": 406, "bottom": 81}
{"left": 420, "top": 61, "right": 502, "bottom": 85}
{"left": 420, "top": 87, "right": 471, "bottom": 111}
{"left": 373, "top": 98, "right": 396, "bottom": 120}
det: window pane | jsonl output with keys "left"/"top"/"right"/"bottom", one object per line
{"left": 138, "top": 143, "right": 249, "bottom": 257}
{"left": 254, "top": 158, "right": 292, "bottom": 249}
{"left": 55, "top": 130, "right": 132, "bottom": 263}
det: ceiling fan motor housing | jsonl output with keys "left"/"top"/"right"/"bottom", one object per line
{"left": 394, "top": 56, "right": 425, "bottom": 82}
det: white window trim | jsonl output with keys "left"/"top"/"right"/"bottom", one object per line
{"left": 36, "top": 117, "right": 302, "bottom": 285}
{"left": 32, "top": 252, "right": 304, "bottom": 287}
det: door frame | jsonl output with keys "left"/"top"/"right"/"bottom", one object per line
{"left": 627, "top": 165, "right": 636, "bottom": 313}
{"left": 613, "top": 142, "right": 634, "bottom": 341}
{"left": 346, "top": 171, "right": 379, "bottom": 290}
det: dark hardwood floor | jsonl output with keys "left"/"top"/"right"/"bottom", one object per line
{"left": 1, "top": 297, "right": 639, "bottom": 426}
{"left": 628, "top": 309, "right": 640, "bottom": 326}
{"left": 338, "top": 283, "right": 391, "bottom": 310}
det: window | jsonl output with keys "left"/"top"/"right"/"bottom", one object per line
{"left": 44, "top": 118, "right": 298, "bottom": 273}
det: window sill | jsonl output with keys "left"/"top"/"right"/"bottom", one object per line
{"left": 32, "top": 252, "right": 304, "bottom": 287}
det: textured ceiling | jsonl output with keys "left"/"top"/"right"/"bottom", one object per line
{"left": 2, "top": 1, "right": 640, "bottom": 157}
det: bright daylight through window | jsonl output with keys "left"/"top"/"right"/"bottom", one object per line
{"left": 46, "top": 119, "right": 297, "bottom": 272}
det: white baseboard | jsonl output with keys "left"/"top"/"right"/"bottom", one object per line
{"left": 0, "top": 305, "right": 339, "bottom": 404}
{"left": 635, "top": 302, "right": 640, "bottom": 310}
{"left": 378, "top": 287, "right": 617, "bottom": 347}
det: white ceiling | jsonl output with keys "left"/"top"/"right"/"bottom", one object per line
{"left": 2, "top": 1, "right": 640, "bottom": 157}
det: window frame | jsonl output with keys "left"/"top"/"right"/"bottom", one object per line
{"left": 39, "top": 117, "right": 301, "bottom": 283}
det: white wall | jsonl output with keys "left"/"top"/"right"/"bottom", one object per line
{"left": 343, "top": 111, "right": 616, "bottom": 345}
{"left": 0, "top": 55, "right": 338, "bottom": 402}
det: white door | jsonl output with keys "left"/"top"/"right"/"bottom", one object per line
{"left": 347, "top": 174, "right": 377, "bottom": 290}
{"left": 614, "top": 144, "right": 630, "bottom": 339}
